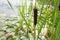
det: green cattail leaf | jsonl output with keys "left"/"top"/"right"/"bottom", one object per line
{"left": 7, "top": 0, "right": 13, "bottom": 10}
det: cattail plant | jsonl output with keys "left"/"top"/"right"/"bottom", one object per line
{"left": 33, "top": 0, "right": 38, "bottom": 40}
{"left": 0, "top": 0, "right": 60, "bottom": 40}
{"left": 33, "top": 0, "right": 38, "bottom": 26}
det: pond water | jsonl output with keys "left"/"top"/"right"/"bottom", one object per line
{"left": 0, "top": 0, "right": 22, "bottom": 18}
{"left": 0, "top": 0, "right": 32, "bottom": 18}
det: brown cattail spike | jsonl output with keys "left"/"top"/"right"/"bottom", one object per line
{"left": 34, "top": 7, "right": 38, "bottom": 25}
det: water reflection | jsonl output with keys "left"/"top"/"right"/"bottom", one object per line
{"left": 0, "top": 0, "right": 20, "bottom": 18}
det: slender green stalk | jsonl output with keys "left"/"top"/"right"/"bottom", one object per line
{"left": 7, "top": 0, "right": 14, "bottom": 10}
{"left": 33, "top": 22, "right": 36, "bottom": 40}
{"left": 18, "top": 34, "right": 21, "bottom": 40}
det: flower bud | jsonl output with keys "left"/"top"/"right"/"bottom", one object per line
{"left": 6, "top": 33, "right": 11, "bottom": 37}
{"left": 18, "top": 30, "right": 23, "bottom": 35}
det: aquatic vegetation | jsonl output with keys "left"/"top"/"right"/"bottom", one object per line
{"left": 0, "top": 0, "right": 60, "bottom": 40}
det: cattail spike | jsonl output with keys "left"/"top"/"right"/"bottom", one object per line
{"left": 34, "top": 7, "right": 38, "bottom": 25}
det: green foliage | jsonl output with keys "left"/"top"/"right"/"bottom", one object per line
{"left": 0, "top": 0, "right": 60, "bottom": 40}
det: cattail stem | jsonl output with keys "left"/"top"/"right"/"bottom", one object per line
{"left": 18, "top": 34, "right": 21, "bottom": 40}
{"left": 34, "top": 25, "right": 36, "bottom": 40}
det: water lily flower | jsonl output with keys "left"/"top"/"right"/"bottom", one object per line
{"left": 6, "top": 33, "right": 11, "bottom": 37}
{"left": 18, "top": 30, "right": 23, "bottom": 35}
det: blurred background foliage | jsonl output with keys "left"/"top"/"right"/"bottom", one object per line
{"left": 0, "top": 0, "right": 60, "bottom": 40}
